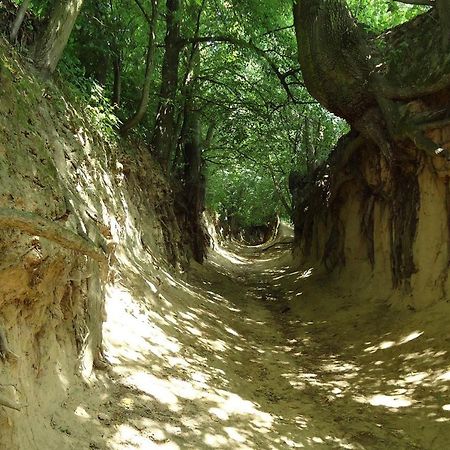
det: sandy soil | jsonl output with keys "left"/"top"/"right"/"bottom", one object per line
{"left": 53, "top": 228, "right": 450, "bottom": 449}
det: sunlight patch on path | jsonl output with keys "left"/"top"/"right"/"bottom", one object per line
{"left": 354, "top": 394, "right": 414, "bottom": 408}
{"left": 100, "top": 236, "right": 425, "bottom": 450}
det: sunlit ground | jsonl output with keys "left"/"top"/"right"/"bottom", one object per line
{"left": 58, "top": 229, "right": 450, "bottom": 449}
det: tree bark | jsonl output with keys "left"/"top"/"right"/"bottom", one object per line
{"left": 152, "top": 0, "right": 182, "bottom": 172}
{"left": 171, "top": 1, "right": 205, "bottom": 172}
{"left": 120, "top": 0, "right": 159, "bottom": 134}
{"left": 180, "top": 47, "right": 208, "bottom": 262}
{"left": 34, "top": 0, "right": 84, "bottom": 76}
{"left": 9, "top": 0, "right": 31, "bottom": 44}
{"left": 293, "top": 0, "right": 374, "bottom": 125}
{"left": 112, "top": 54, "right": 122, "bottom": 107}
{"left": 437, "top": 0, "right": 450, "bottom": 50}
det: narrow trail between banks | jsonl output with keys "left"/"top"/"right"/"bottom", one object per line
{"left": 57, "top": 234, "right": 450, "bottom": 450}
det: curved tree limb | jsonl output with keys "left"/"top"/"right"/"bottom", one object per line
{"left": 133, "top": 0, "right": 152, "bottom": 24}
{"left": 374, "top": 72, "right": 450, "bottom": 100}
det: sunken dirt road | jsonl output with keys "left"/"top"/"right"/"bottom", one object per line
{"left": 55, "top": 233, "right": 450, "bottom": 450}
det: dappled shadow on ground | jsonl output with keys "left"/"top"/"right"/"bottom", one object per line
{"left": 93, "top": 247, "right": 352, "bottom": 449}
{"left": 57, "top": 239, "right": 450, "bottom": 449}
{"left": 247, "top": 252, "right": 450, "bottom": 450}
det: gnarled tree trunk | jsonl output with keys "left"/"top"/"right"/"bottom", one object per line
{"left": 292, "top": 0, "right": 450, "bottom": 308}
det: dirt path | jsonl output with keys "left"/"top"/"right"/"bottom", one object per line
{"left": 57, "top": 238, "right": 450, "bottom": 449}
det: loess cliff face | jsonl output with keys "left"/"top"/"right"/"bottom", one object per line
{"left": 292, "top": 134, "right": 449, "bottom": 308}
{"left": 0, "top": 39, "right": 188, "bottom": 448}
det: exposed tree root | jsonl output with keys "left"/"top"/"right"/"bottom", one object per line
{"left": 261, "top": 241, "right": 294, "bottom": 252}
{"left": 0, "top": 208, "right": 107, "bottom": 264}
{"left": 0, "top": 326, "right": 19, "bottom": 362}
{"left": 378, "top": 73, "right": 450, "bottom": 101}
{"left": 0, "top": 395, "right": 22, "bottom": 411}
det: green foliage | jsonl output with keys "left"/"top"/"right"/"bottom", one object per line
{"left": 58, "top": 57, "right": 121, "bottom": 142}
{"left": 68, "top": 0, "right": 347, "bottom": 227}
{"left": 199, "top": 0, "right": 426, "bottom": 229}
{"left": 196, "top": 1, "right": 346, "bottom": 226}
{"left": 84, "top": 83, "right": 121, "bottom": 142}
{"left": 347, "top": 0, "right": 429, "bottom": 33}
{"left": 207, "top": 165, "right": 282, "bottom": 227}
{"left": 3, "top": 0, "right": 430, "bottom": 230}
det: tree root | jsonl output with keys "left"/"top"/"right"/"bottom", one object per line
{"left": 261, "top": 241, "right": 294, "bottom": 252}
{"left": 376, "top": 96, "right": 450, "bottom": 159}
{"left": 0, "top": 208, "right": 106, "bottom": 264}
{"left": 0, "top": 326, "right": 19, "bottom": 362}
{"left": 330, "top": 134, "right": 366, "bottom": 172}
{"left": 407, "top": 131, "right": 450, "bottom": 158}
{"left": 0, "top": 394, "right": 22, "bottom": 411}
{"left": 419, "top": 116, "right": 450, "bottom": 131}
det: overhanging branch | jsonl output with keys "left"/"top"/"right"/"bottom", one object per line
{"left": 181, "top": 35, "right": 302, "bottom": 103}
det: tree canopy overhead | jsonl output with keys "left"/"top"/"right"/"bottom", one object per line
{"left": 1, "top": 0, "right": 435, "bottom": 233}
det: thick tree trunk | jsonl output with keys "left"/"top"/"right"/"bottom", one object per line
{"left": 293, "top": 0, "right": 388, "bottom": 153}
{"left": 9, "top": 0, "right": 31, "bottom": 43}
{"left": 34, "top": 0, "right": 84, "bottom": 76}
{"left": 437, "top": 0, "right": 450, "bottom": 50}
{"left": 151, "top": 0, "right": 181, "bottom": 172}
{"left": 174, "top": 51, "right": 200, "bottom": 169}
{"left": 112, "top": 55, "right": 122, "bottom": 107}
{"left": 177, "top": 47, "right": 208, "bottom": 262}
{"left": 120, "top": 0, "right": 159, "bottom": 134}
{"left": 182, "top": 114, "right": 206, "bottom": 261}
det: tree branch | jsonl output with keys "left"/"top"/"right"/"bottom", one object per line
{"left": 133, "top": 0, "right": 152, "bottom": 24}
{"left": 181, "top": 35, "right": 300, "bottom": 103}
{"left": 260, "top": 24, "right": 294, "bottom": 37}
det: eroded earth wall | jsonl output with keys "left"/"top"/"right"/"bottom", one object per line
{"left": 292, "top": 135, "right": 450, "bottom": 309}
{"left": 0, "top": 40, "right": 187, "bottom": 448}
